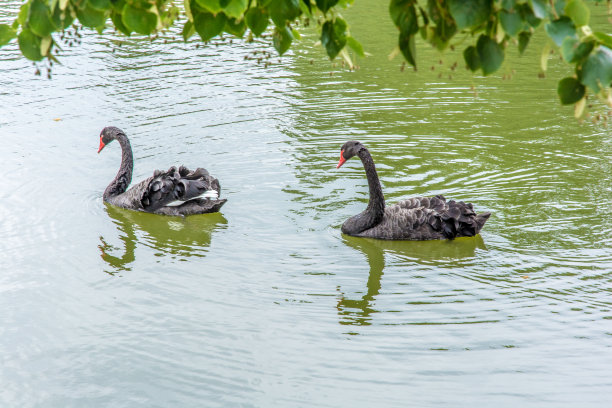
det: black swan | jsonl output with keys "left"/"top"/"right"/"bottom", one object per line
{"left": 98, "top": 126, "right": 226, "bottom": 216}
{"left": 336, "top": 141, "right": 490, "bottom": 240}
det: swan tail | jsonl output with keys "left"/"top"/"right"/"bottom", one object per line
{"left": 440, "top": 200, "right": 490, "bottom": 239}
{"left": 141, "top": 166, "right": 221, "bottom": 211}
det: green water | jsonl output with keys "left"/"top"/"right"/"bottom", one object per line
{"left": 1, "top": 1, "right": 611, "bottom": 407}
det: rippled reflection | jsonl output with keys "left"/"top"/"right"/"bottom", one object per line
{"left": 337, "top": 235, "right": 486, "bottom": 327}
{"left": 99, "top": 204, "right": 227, "bottom": 275}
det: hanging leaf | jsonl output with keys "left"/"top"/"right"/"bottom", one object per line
{"left": 315, "top": 0, "right": 339, "bottom": 14}
{"left": 389, "top": 0, "right": 419, "bottom": 35}
{"left": 76, "top": 4, "right": 107, "bottom": 28}
{"left": 545, "top": 17, "right": 576, "bottom": 47}
{"left": 476, "top": 35, "right": 504, "bottom": 75}
{"left": 122, "top": 4, "right": 158, "bottom": 34}
{"left": 557, "top": 77, "right": 585, "bottom": 104}
{"left": 223, "top": 0, "right": 247, "bottom": 19}
{"left": 18, "top": 28, "right": 43, "bottom": 61}
{"left": 448, "top": 0, "right": 492, "bottom": 30}
{"left": 594, "top": 32, "right": 612, "bottom": 49}
{"left": 501, "top": 0, "right": 516, "bottom": 11}
{"left": 463, "top": 45, "right": 480, "bottom": 71}
{"left": 88, "top": 0, "right": 112, "bottom": 11}
{"left": 225, "top": 17, "right": 246, "bottom": 37}
{"left": 580, "top": 46, "right": 612, "bottom": 93}
{"left": 273, "top": 25, "right": 293, "bottom": 55}
{"left": 52, "top": 4, "right": 75, "bottom": 29}
{"left": 111, "top": 11, "right": 131, "bottom": 35}
{"left": 564, "top": 0, "right": 589, "bottom": 27}
{"left": 529, "top": 0, "right": 547, "bottom": 19}
{"left": 321, "top": 17, "right": 347, "bottom": 60}
{"left": 195, "top": 0, "right": 223, "bottom": 14}
{"left": 399, "top": 32, "right": 416, "bottom": 67}
{"left": 0, "top": 24, "right": 16, "bottom": 47}
{"left": 245, "top": 7, "right": 269, "bottom": 36}
{"left": 518, "top": 31, "right": 530, "bottom": 55}
{"left": 560, "top": 37, "right": 594, "bottom": 63}
{"left": 499, "top": 9, "right": 522, "bottom": 37}
{"left": 517, "top": 3, "right": 541, "bottom": 28}
{"left": 346, "top": 36, "right": 365, "bottom": 57}
{"left": 269, "top": 0, "right": 300, "bottom": 28}
{"left": 194, "top": 11, "right": 226, "bottom": 41}
{"left": 182, "top": 20, "right": 195, "bottom": 41}
{"left": 28, "top": 0, "right": 57, "bottom": 38}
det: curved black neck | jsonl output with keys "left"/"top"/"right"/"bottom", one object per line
{"left": 342, "top": 147, "right": 386, "bottom": 235}
{"left": 103, "top": 133, "right": 133, "bottom": 200}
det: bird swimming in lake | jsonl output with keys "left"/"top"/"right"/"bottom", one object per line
{"left": 98, "top": 126, "right": 226, "bottom": 216}
{"left": 336, "top": 140, "right": 490, "bottom": 240}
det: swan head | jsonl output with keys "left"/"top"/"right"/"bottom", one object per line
{"left": 98, "top": 126, "right": 126, "bottom": 153}
{"left": 337, "top": 140, "right": 365, "bottom": 168}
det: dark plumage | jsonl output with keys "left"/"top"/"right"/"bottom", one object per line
{"left": 336, "top": 141, "right": 490, "bottom": 240}
{"left": 98, "top": 126, "right": 226, "bottom": 215}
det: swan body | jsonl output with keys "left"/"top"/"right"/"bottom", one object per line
{"left": 336, "top": 141, "right": 490, "bottom": 240}
{"left": 98, "top": 126, "right": 226, "bottom": 216}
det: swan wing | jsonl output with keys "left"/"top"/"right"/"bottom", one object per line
{"left": 357, "top": 195, "right": 489, "bottom": 240}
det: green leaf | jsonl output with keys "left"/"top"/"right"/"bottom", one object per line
{"left": 398, "top": 32, "right": 416, "bottom": 67}
{"left": 0, "top": 24, "right": 17, "bottom": 46}
{"left": 476, "top": 35, "right": 504, "bottom": 75}
{"left": 463, "top": 45, "right": 480, "bottom": 71}
{"left": 193, "top": 11, "right": 226, "bottom": 41}
{"left": 564, "top": 0, "right": 589, "bottom": 26}
{"left": 88, "top": 0, "right": 112, "bottom": 11}
{"left": 52, "top": 5, "right": 75, "bottom": 29}
{"left": 111, "top": 0, "right": 127, "bottom": 12}
{"left": 517, "top": 3, "right": 541, "bottom": 28}
{"left": 448, "top": 0, "right": 492, "bottom": 30}
{"left": 518, "top": 31, "right": 531, "bottom": 55}
{"left": 499, "top": 9, "right": 522, "bottom": 37}
{"left": 557, "top": 77, "right": 585, "bottom": 105}
{"left": 529, "top": 0, "right": 547, "bottom": 19}
{"left": 122, "top": 4, "right": 158, "bottom": 35}
{"left": 561, "top": 37, "right": 594, "bottom": 63}
{"left": 272, "top": 25, "right": 293, "bottom": 55}
{"left": 195, "top": 0, "right": 223, "bottom": 13}
{"left": 346, "top": 36, "right": 364, "bottom": 57}
{"left": 182, "top": 20, "right": 195, "bottom": 40}
{"left": 28, "top": 0, "right": 57, "bottom": 38}
{"left": 18, "top": 2, "right": 30, "bottom": 27}
{"left": 545, "top": 17, "right": 576, "bottom": 46}
{"left": 18, "top": 28, "right": 43, "bottom": 61}
{"left": 321, "top": 17, "right": 347, "bottom": 60}
{"left": 580, "top": 46, "right": 612, "bottom": 93}
{"left": 389, "top": 0, "right": 419, "bottom": 35}
{"left": 223, "top": 0, "right": 247, "bottom": 19}
{"left": 269, "top": 0, "right": 300, "bottom": 27}
{"left": 315, "top": 0, "right": 339, "bottom": 14}
{"left": 430, "top": 17, "right": 457, "bottom": 50}
{"left": 111, "top": 11, "right": 131, "bottom": 35}
{"left": 594, "top": 32, "right": 612, "bottom": 49}
{"left": 501, "top": 0, "right": 516, "bottom": 11}
{"left": 225, "top": 17, "right": 246, "bottom": 37}
{"left": 245, "top": 7, "right": 269, "bottom": 36}
{"left": 76, "top": 4, "right": 107, "bottom": 28}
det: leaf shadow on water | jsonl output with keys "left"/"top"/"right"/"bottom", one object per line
{"left": 98, "top": 204, "right": 228, "bottom": 276}
{"left": 337, "top": 234, "right": 487, "bottom": 329}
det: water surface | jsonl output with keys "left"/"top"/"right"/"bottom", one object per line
{"left": 1, "top": 2, "right": 611, "bottom": 407}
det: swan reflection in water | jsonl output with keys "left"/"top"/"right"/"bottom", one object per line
{"left": 99, "top": 204, "right": 227, "bottom": 275}
{"left": 337, "top": 235, "right": 487, "bottom": 328}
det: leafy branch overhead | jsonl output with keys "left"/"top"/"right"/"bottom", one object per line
{"left": 0, "top": 0, "right": 610, "bottom": 114}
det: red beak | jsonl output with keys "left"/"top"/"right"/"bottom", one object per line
{"left": 336, "top": 150, "right": 347, "bottom": 168}
{"left": 97, "top": 138, "right": 105, "bottom": 154}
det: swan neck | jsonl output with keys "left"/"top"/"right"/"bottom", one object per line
{"left": 103, "top": 133, "right": 133, "bottom": 199}
{"left": 358, "top": 147, "right": 385, "bottom": 218}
